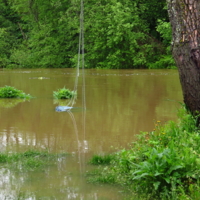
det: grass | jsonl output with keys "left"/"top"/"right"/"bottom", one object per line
{"left": 89, "top": 154, "right": 115, "bottom": 165}
{"left": 53, "top": 87, "right": 76, "bottom": 99}
{"left": 0, "top": 85, "right": 33, "bottom": 99}
{"left": 87, "top": 106, "right": 200, "bottom": 199}
{"left": 0, "top": 149, "right": 68, "bottom": 171}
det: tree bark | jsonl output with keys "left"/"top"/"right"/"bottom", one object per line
{"left": 167, "top": 0, "right": 200, "bottom": 124}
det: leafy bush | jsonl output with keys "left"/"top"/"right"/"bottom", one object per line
{"left": 88, "top": 107, "right": 200, "bottom": 199}
{"left": 0, "top": 85, "right": 33, "bottom": 99}
{"left": 53, "top": 87, "right": 76, "bottom": 99}
{"left": 148, "top": 55, "right": 176, "bottom": 69}
{"left": 156, "top": 20, "right": 172, "bottom": 47}
{"left": 147, "top": 19, "right": 176, "bottom": 69}
{"left": 3, "top": 0, "right": 169, "bottom": 69}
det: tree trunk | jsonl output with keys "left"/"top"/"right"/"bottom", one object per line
{"left": 167, "top": 0, "right": 200, "bottom": 124}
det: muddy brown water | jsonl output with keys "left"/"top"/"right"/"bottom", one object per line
{"left": 0, "top": 68, "right": 182, "bottom": 199}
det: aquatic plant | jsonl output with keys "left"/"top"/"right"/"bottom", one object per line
{"left": 0, "top": 85, "right": 32, "bottom": 99}
{"left": 53, "top": 87, "right": 76, "bottom": 99}
{"left": 87, "top": 107, "right": 200, "bottom": 199}
{"left": 0, "top": 150, "right": 68, "bottom": 171}
{"left": 89, "top": 154, "right": 115, "bottom": 165}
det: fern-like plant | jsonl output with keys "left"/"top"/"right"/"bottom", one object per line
{"left": 53, "top": 87, "right": 76, "bottom": 99}
{"left": 0, "top": 85, "right": 33, "bottom": 99}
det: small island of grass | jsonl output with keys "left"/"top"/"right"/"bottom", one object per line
{"left": 0, "top": 85, "right": 33, "bottom": 99}
{"left": 0, "top": 149, "right": 69, "bottom": 171}
{"left": 53, "top": 87, "right": 76, "bottom": 99}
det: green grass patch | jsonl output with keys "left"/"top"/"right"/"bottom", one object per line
{"left": 89, "top": 154, "right": 115, "bottom": 165}
{"left": 0, "top": 85, "right": 33, "bottom": 99}
{"left": 0, "top": 149, "right": 68, "bottom": 171}
{"left": 87, "top": 106, "right": 200, "bottom": 199}
{"left": 53, "top": 87, "right": 77, "bottom": 99}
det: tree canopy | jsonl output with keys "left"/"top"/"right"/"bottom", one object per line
{"left": 0, "top": 0, "right": 174, "bottom": 69}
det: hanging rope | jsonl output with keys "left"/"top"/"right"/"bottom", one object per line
{"left": 65, "top": 0, "right": 86, "bottom": 174}
{"left": 80, "top": 0, "right": 86, "bottom": 111}
{"left": 66, "top": 0, "right": 85, "bottom": 108}
{"left": 80, "top": 0, "right": 86, "bottom": 161}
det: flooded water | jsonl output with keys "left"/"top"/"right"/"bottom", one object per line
{"left": 0, "top": 68, "right": 182, "bottom": 199}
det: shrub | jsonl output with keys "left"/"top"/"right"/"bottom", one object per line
{"left": 87, "top": 107, "right": 200, "bottom": 199}
{"left": 0, "top": 85, "right": 33, "bottom": 99}
{"left": 53, "top": 87, "right": 76, "bottom": 99}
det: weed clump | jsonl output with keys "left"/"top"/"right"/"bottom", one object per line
{"left": 89, "top": 154, "right": 115, "bottom": 165}
{"left": 0, "top": 150, "right": 68, "bottom": 171}
{"left": 53, "top": 87, "right": 76, "bottom": 99}
{"left": 0, "top": 85, "right": 33, "bottom": 99}
{"left": 88, "top": 107, "right": 200, "bottom": 199}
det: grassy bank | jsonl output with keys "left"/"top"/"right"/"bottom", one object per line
{"left": 88, "top": 107, "right": 200, "bottom": 199}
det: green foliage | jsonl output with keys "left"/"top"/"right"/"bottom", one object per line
{"left": 148, "top": 55, "right": 176, "bottom": 69}
{"left": 0, "top": 150, "right": 68, "bottom": 171}
{"left": 0, "top": 85, "right": 33, "bottom": 99}
{"left": 8, "top": 0, "right": 78, "bottom": 68}
{"left": 53, "top": 87, "right": 76, "bottom": 99}
{"left": 88, "top": 107, "right": 200, "bottom": 199}
{"left": 0, "top": 0, "right": 172, "bottom": 69}
{"left": 84, "top": 0, "right": 166, "bottom": 69}
{"left": 0, "top": 28, "right": 10, "bottom": 67}
{"left": 0, "top": 1, "right": 23, "bottom": 68}
{"left": 148, "top": 19, "right": 176, "bottom": 69}
{"left": 87, "top": 154, "right": 117, "bottom": 184}
{"left": 87, "top": 168, "right": 116, "bottom": 184}
{"left": 156, "top": 20, "right": 172, "bottom": 47}
{"left": 89, "top": 154, "right": 115, "bottom": 165}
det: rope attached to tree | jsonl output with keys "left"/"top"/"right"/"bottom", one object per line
{"left": 67, "top": 0, "right": 85, "bottom": 108}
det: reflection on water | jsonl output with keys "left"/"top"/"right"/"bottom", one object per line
{"left": 0, "top": 157, "right": 124, "bottom": 199}
{"left": 0, "top": 98, "right": 27, "bottom": 108}
{"left": 0, "top": 69, "right": 182, "bottom": 199}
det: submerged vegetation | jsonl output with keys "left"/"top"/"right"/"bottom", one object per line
{"left": 0, "top": 149, "right": 68, "bottom": 171}
{"left": 88, "top": 107, "right": 200, "bottom": 199}
{"left": 53, "top": 87, "right": 76, "bottom": 99}
{"left": 89, "top": 154, "right": 114, "bottom": 165}
{"left": 0, "top": 85, "right": 33, "bottom": 99}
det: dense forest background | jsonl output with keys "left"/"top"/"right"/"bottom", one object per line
{"left": 0, "top": 0, "right": 174, "bottom": 69}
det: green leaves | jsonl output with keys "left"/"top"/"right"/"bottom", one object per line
{"left": 0, "top": 1, "right": 23, "bottom": 68}
{"left": 53, "top": 87, "right": 76, "bottom": 99}
{"left": 131, "top": 147, "right": 188, "bottom": 192}
{"left": 89, "top": 154, "right": 115, "bottom": 165}
{"left": 0, "top": 150, "right": 68, "bottom": 171}
{"left": 0, "top": 0, "right": 172, "bottom": 69}
{"left": 0, "top": 85, "right": 33, "bottom": 99}
{"left": 87, "top": 107, "right": 200, "bottom": 199}
{"left": 84, "top": 0, "right": 152, "bottom": 69}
